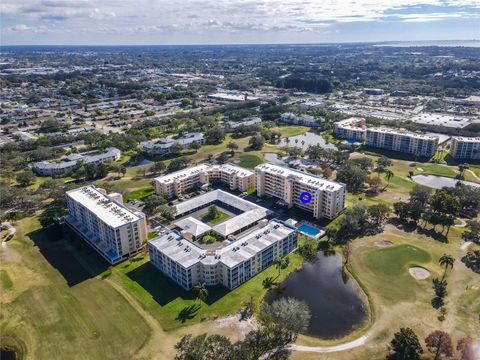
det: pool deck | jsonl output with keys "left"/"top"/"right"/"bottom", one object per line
{"left": 297, "top": 221, "right": 326, "bottom": 239}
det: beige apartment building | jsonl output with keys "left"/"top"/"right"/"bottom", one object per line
{"left": 255, "top": 163, "right": 346, "bottom": 219}
{"left": 333, "top": 117, "right": 366, "bottom": 142}
{"left": 65, "top": 185, "right": 147, "bottom": 264}
{"left": 450, "top": 137, "right": 480, "bottom": 160}
{"left": 154, "top": 163, "right": 255, "bottom": 198}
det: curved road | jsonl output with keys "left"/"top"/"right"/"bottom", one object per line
{"left": 288, "top": 333, "right": 370, "bottom": 353}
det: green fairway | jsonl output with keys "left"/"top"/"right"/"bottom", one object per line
{"left": 273, "top": 125, "right": 310, "bottom": 137}
{"left": 0, "top": 217, "right": 151, "bottom": 360}
{"left": 366, "top": 244, "right": 431, "bottom": 276}
{"left": 237, "top": 154, "right": 263, "bottom": 169}
{"left": 123, "top": 186, "right": 155, "bottom": 201}
{"left": 0, "top": 269, "right": 13, "bottom": 290}
{"left": 201, "top": 209, "right": 230, "bottom": 224}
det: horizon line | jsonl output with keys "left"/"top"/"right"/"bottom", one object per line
{"left": 1, "top": 39, "right": 479, "bottom": 47}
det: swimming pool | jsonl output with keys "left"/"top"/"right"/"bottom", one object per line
{"left": 297, "top": 223, "right": 322, "bottom": 237}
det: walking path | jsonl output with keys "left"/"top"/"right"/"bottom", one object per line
{"left": 455, "top": 218, "right": 467, "bottom": 228}
{"left": 468, "top": 170, "right": 480, "bottom": 182}
{"left": 460, "top": 241, "right": 472, "bottom": 251}
{"left": 288, "top": 332, "right": 371, "bottom": 353}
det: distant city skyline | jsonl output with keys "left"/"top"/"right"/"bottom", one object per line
{"left": 1, "top": 0, "right": 480, "bottom": 45}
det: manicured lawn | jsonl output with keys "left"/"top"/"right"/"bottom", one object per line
{"left": 201, "top": 209, "right": 230, "bottom": 224}
{"left": 0, "top": 217, "right": 151, "bottom": 360}
{"left": 123, "top": 186, "right": 155, "bottom": 201}
{"left": 237, "top": 154, "right": 263, "bottom": 169}
{"left": 273, "top": 125, "right": 309, "bottom": 137}
{"left": 366, "top": 244, "right": 431, "bottom": 276}
{"left": 0, "top": 269, "right": 13, "bottom": 290}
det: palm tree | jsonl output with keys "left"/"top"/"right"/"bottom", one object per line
{"left": 193, "top": 283, "right": 208, "bottom": 303}
{"left": 275, "top": 258, "right": 286, "bottom": 277}
{"left": 262, "top": 276, "right": 276, "bottom": 290}
{"left": 383, "top": 169, "right": 394, "bottom": 190}
{"left": 439, "top": 254, "right": 454, "bottom": 280}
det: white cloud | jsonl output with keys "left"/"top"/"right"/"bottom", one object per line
{"left": 1, "top": 0, "right": 479, "bottom": 43}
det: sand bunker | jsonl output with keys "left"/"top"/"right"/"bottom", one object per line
{"left": 409, "top": 267, "right": 430, "bottom": 280}
{"left": 416, "top": 168, "right": 424, "bottom": 172}
{"left": 375, "top": 240, "right": 393, "bottom": 247}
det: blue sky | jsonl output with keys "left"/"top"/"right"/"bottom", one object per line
{"left": 1, "top": 0, "right": 479, "bottom": 45}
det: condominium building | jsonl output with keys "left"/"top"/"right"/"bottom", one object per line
{"left": 140, "top": 132, "right": 205, "bottom": 155}
{"left": 366, "top": 127, "right": 439, "bottom": 157}
{"left": 65, "top": 185, "right": 147, "bottom": 264}
{"left": 148, "top": 219, "right": 297, "bottom": 290}
{"left": 450, "top": 137, "right": 480, "bottom": 160}
{"left": 33, "top": 147, "right": 121, "bottom": 176}
{"left": 333, "top": 117, "right": 366, "bottom": 142}
{"left": 255, "top": 163, "right": 346, "bottom": 219}
{"left": 280, "top": 113, "right": 320, "bottom": 127}
{"left": 154, "top": 163, "right": 255, "bottom": 198}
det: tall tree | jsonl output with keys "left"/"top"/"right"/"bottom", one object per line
{"left": 388, "top": 327, "right": 423, "bottom": 360}
{"left": 456, "top": 336, "right": 475, "bottom": 360}
{"left": 193, "top": 283, "right": 208, "bottom": 304}
{"left": 438, "top": 254, "right": 455, "bottom": 280}
{"left": 425, "top": 330, "right": 453, "bottom": 360}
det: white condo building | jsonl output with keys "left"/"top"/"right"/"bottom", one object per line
{"left": 65, "top": 185, "right": 148, "bottom": 264}
{"left": 366, "top": 127, "right": 439, "bottom": 157}
{"left": 255, "top": 164, "right": 346, "bottom": 219}
{"left": 333, "top": 117, "right": 366, "bottom": 142}
{"left": 148, "top": 219, "right": 297, "bottom": 290}
{"left": 450, "top": 137, "right": 480, "bottom": 160}
{"left": 154, "top": 163, "right": 255, "bottom": 198}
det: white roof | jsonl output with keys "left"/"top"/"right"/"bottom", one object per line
{"left": 411, "top": 112, "right": 472, "bottom": 129}
{"left": 175, "top": 190, "right": 270, "bottom": 237}
{"left": 174, "top": 217, "right": 211, "bottom": 237}
{"left": 453, "top": 136, "right": 480, "bottom": 143}
{"left": 367, "top": 127, "right": 439, "bottom": 141}
{"left": 155, "top": 163, "right": 254, "bottom": 185}
{"left": 149, "top": 219, "right": 295, "bottom": 269}
{"left": 255, "top": 163, "right": 344, "bottom": 191}
{"left": 66, "top": 185, "right": 142, "bottom": 228}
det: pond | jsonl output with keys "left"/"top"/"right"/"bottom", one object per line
{"left": 278, "top": 132, "right": 337, "bottom": 150}
{"left": 411, "top": 175, "right": 480, "bottom": 189}
{"left": 265, "top": 252, "right": 367, "bottom": 338}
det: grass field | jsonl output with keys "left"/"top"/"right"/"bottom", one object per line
{"left": 0, "top": 217, "right": 152, "bottom": 360}
{"left": 109, "top": 251, "right": 304, "bottom": 331}
{"left": 123, "top": 186, "right": 155, "bottom": 202}
{"left": 200, "top": 209, "right": 230, "bottom": 224}
{"left": 3, "top": 125, "right": 480, "bottom": 359}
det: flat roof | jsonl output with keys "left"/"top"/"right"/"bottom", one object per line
{"left": 255, "top": 163, "right": 344, "bottom": 191}
{"left": 452, "top": 136, "right": 480, "bottom": 143}
{"left": 155, "top": 163, "right": 254, "bottom": 185}
{"left": 411, "top": 113, "right": 472, "bottom": 129}
{"left": 66, "top": 185, "right": 142, "bottom": 228}
{"left": 175, "top": 190, "right": 270, "bottom": 237}
{"left": 367, "top": 127, "right": 439, "bottom": 140}
{"left": 149, "top": 219, "right": 295, "bottom": 269}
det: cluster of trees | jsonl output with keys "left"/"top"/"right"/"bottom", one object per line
{"left": 394, "top": 184, "right": 480, "bottom": 238}
{"left": 461, "top": 250, "right": 480, "bottom": 274}
{"left": 336, "top": 157, "right": 375, "bottom": 193}
{"left": 174, "top": 297, "right": 310, "bottom": 360}
{"left": 388, "top": 327, "right": 475, "bottom": 360}
{"left": 306, "top": 145, "right": 349, "bottom": 166}
{"left": 325, "top": 202, "right": 391, "bottom": 244}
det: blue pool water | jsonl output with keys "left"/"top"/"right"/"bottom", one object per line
{"left": 297, "top": 223, "right": 321, "bottom": 237}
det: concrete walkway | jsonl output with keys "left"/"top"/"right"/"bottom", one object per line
{"left": 288, "top": 333, "right": 370, "bottom": 353}
{"left": 460, "top": 241, "right": 473, "bottom": 251}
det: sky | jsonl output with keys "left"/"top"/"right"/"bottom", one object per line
{"left": 1, "top": 0, "right": 480, "bottom": 45}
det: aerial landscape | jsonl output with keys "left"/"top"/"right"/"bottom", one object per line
{"left": 0, "top": 1, "right": 479, "bottom": 359}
